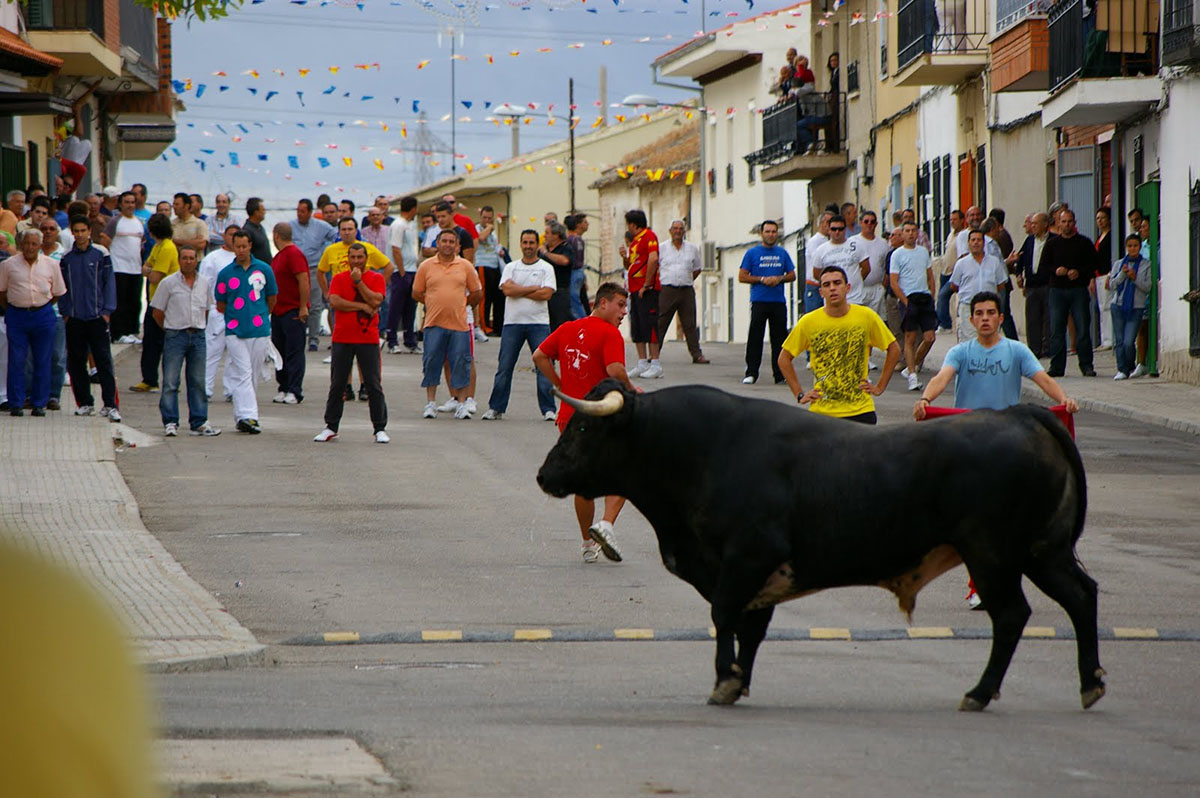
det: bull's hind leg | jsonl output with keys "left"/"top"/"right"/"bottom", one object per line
{"left": 734, "top": 607, "right": 776, "bottom": 698}
{"left": 1025, "top": 556, "right": 1106, "bottom": 709}
{"left": 961, "top": 569, "right": 1030, "bottom": 712}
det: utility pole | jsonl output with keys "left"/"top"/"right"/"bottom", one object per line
{"left": 568, "top": 77, "right": 576, "bottom": 213}
{"left": 450, "top": 25, "right": 457, "bottom": 174}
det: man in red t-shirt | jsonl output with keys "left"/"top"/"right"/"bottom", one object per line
{"left": 533, "top": 282, "right": 635, "bottom": 563}
{"left": 314, "top": 244, "right": 389, "bottom": 443}
{"left": 622, "top": 209, "right": 663, "bottom": 379}
{"left": 270, "top": 223, "right": 311, "bottom": 404}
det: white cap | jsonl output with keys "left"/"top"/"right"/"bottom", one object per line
{"left": 102, "top": 185, "right": 120, "bottom": 198}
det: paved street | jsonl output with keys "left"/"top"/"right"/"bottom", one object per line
{"left": 79, "top": 337, "right": 1200, "bottom": 793}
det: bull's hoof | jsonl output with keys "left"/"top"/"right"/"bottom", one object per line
{"left": 958, "top": 695, "right": 988, "bottom": 712}
{"left": 708, "top": 677, "right": 744, "bottom": 706}
{"left": 1081, "top": 683, "right": 1106, "bottom": 710}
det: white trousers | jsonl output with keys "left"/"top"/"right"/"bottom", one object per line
{"left": 205, "top": 320, "right": 230, "bottom": 398}
{"left": 861, "top": 283, "right": 887, "bottom": 319}
{"left": 956, "top": 301, "right": 979, "bottom": 343}
{"left": 224, "top": 335, "right": 271, "bottom": 423}
{"left": 1094, "top": 281, "right": 1113, "bottom": 348}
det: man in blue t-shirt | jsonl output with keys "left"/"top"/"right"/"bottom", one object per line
{"left": 738, "top": 219, "right": 796, "bottom": 385}
{"left": 215, "top": 231, "right": 278, "bottom": 434}
{"left": 914, "top": 290, "right": 1078, "bottom": 415}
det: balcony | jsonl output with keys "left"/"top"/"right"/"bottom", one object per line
{"left": 26, "top": 0, "right": 121, "bottom": 77}
{"left": 118, "top": 0, "right": 159, "bottom": 89}
{"left": 894, "top": 0, "right": 989, "bottom": 86}
{"left": 992, "top": 1, "right": 1052, "bottom": 91}
{"left": 1042, "top": 0, "right": 1161, "bottom": 127}
{"left": 746, "top": 92, "right": 848, "bottom": 182}
{"left": 1163, "top": 0, "right": 1200, "bottom": 66}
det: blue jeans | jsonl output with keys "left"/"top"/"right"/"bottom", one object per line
{"left": 803, "top": 283, "right": 823, "bottom": 314}
{"left": 421, "top": 326, "right": 471, "bottom": 390}
{"left": 1111, "top": 306, "right": 1144, "bottom": 375}
{"left": 569, "top": 269, "right": 587, "bottom": 320}
{"left": 160, "top": 328, "right": 208, "bottom": 429}
{"left": 936, "top": 274, "right": 953, "bottom": 329}
{"left": 795, "top": 115, "right": 830, "bottom": 153}
{"left": 6, "top": 303, "right": 56, "bottom": 408}
{"left": 1048, "top": 286, "right": 1094, "bottom": 374}
{"left": 488, "top": 323, "right": 553, "bottom": 414}
{"left": 25, "top": 314, "right": 65, "bottom": 401}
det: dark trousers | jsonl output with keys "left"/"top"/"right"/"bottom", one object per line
{"left": 1001, "top": 286, "right": 1020, "bottom": 340}
{"left": 657, "top": 285, "right": 703, "bottom": 359}
{"left": 480, "top": 266, "right": 504, "bottom": 332}
{"left": 66, "top": 317, "right": 117, "bottom": 409}
{"left": 140, "top": 307, "right": 164, "bottom": 387}
{"left": 1049, "top": 286, "right": 1093, "bottom": 374}
{"left": 385, "top": 271, "right": 418, "bottom": 349}
{"left": 936, "top": 274, "right": 953, "bottom": 330}
{"left": 744, "top": 301, "right": 787, "bottom": 382}
{"left": 110, "top": 273, "right": 143, "bottom": 341}
{"left": 271, "top": 309, "right": 307, "bottom": 400}
{"left": 5, "top": 304, "right": 55, "bottom": 408}
{"left": 1024, "top": 284, "right": 1050, "bottom": 357}
{"left": 324, "top": 342, "right": 387, "bottom": 433}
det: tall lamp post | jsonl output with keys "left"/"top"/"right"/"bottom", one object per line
{"left": 621, "top": 94, "right": 706, "bottom": 243}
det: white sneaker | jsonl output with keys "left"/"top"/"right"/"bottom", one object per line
{"left": 481, "top": 408, "right": 502, "bottom": 420}
{"left": 587, "top": 521, "right": 622, "bottom": 562}
{"left": 581, "top": 541, "right": 601, "bottom": 564}
{"left": 387, "top": 345, "right": 404, "bottom": 354}
{"left": 1113, "top": 372, "right": 1128, "bottom": 381}
{"left": 464, "top": 397, "right": 478, "bottom": 415}
{"left": 374, "top": 430, "right": 390, "bottom": 444}
{"left": 74, "top": 405, "right": 94, "bottom": 416}
{"left": 1130, "top": 363, "right": 1147, "bottom": 378}
{"left": 900, "top": 367, "right": 911, "bottom": 379}
{"left": 423, "top": 401, "right": 438, "bottom": 419}
{"left": 741, "top": 375, "right": 756, "bottom": 385}
{"left": 438, "top": 397, "right": 461, "bottom": 413}
{"left": 321, "top": 355, "right": 332, "bottom": 364}
{"left": 282, "top": 392, "right": 299, "bottom": 404}
{"left": 906, "top": 372, "right": 923, "bottom": 391}
{"left": 868, "top": 362, "right": 880, "bottom": 371}
{"left": 628, "top": 361, "right": 648, "bottom": 378}
{"left": 406, "top": 344, "right": 422, "bottom": 355}
{"left": 454, "top": 403, "right": 472, "bottom": 420}
{"left": 314, "top": 428, "right": 338, "bottom": 442}
{"left": 164, "top": 422, "right": 178, "bottom": 437}
{"left": 966, "top": 590, "right": 983, "bottom": 610}
{"left": 543, "top": 410, "right": 557, "bottom": 422}
{"left": 101, "top": 406, "right": 121, "bottom": 423}
{"left": 272, "top": 391, "right": 287, "bottom": 403}
{"left": 474, "top": 327, "right": 489, "bottom": 343}
{"left": 189, "top": 423, "right": 221, "bottom": 437}
{"left": 641, "top": 362, "right": 663, "bottom": 379}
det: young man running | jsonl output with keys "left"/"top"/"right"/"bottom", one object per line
{"left": 532, "top": 282, "right": 636, "bottom": 563}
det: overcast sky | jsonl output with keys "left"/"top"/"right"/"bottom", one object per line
{"left": 119, "top": 0, "right": 803, "bottom": 211}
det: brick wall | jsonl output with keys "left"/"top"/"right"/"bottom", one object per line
{"left": 1062, "top": 124, "right": 1113, "bottom": 147}
{"left": 104, "top": 0, "right": 119, "bottom": 52}
{"left": 157, "top": 16, "right": 171, "bottom": 89}
{"left": 108, "top": 17, "right": 174, "bottom": 115}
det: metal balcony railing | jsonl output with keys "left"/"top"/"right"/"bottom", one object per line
{"left": 744, "top": 91, "right": 846, "bottom": 169}
{"left": 26, "top": 0, "right": 105, "bottom": 38}
{"left": 1048, "top": 0, "right": 1161, "bottom": 93}
{"left": 846, "top": 61, "right": 860, "bottom": 93}
{"left": 119, "top": 0, "right": 158, "bottom": 70}
{"left": 996, "top": 0, "right": 1053, "bottom": 34}
{"left": 896, "top": 0, "right": 989, "bottom": 71}
{"left": 1163, "top": 0, "right": 1200, "bottom": 65}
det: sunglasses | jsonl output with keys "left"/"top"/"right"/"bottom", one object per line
{"left": 862, "top": 219, "right": 878, "bottom": 224}
{"left": 829, "top": 226, "right": 846, "bottom": 232}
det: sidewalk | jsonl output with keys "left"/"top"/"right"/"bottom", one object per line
{"left": 0, "top": 396, "right": 264, "bottom": 672}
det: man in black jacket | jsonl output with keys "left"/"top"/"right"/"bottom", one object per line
{"left": 1039, "top": 209, "right": 1098, "bottom": 376}
{"left": 1008, "top": 211, "right": 1056, "bottom": 357}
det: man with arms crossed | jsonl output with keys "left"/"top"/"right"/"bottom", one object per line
{"left": 533, "top": 282, "right": 635, "bottom": 563}
{"left": 777, "top": 265, "right": 901, "bottom": 425}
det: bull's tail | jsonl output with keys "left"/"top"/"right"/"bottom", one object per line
{"left": 1027, "top": 405, "right": 1088, "bottom": 550}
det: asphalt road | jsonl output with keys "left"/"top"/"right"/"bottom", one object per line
{"left": 114, "top": 339, "right": 1200, "bottom": 796}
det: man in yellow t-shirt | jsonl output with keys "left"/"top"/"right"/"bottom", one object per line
{"left": 778, "top": 264, "right": 901, "bottom": 424}
{"left": 316, "top": 217, "right": 391, "bottom": 298}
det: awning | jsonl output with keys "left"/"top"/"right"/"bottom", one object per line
{"left": 0, "top": 91, "right": 72, "bottom": 116}
{"left": 0, "top": 28, "right": 63, "bottom": 77}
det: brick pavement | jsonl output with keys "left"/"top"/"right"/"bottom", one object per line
{"left": 0, "top": 406, "right": 263, "bottom": 672}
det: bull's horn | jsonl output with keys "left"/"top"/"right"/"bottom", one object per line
{"left": 553, "top": 388, "right": 624, "bottom": 417}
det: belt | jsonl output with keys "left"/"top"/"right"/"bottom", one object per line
{"left": 9, "top": 303, "right": 49, "bottom": 312}
{"left": 806, "top": 281, "right": 820, "bottom": 287}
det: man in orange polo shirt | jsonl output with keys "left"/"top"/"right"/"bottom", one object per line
{"left": 622, "top": 209, "right": 662, "bottom": 379}
{"left": 413, "top": 228, "right": 482, "bottom": 420}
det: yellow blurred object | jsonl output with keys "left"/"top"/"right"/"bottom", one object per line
{"left": 0, "top": 541, "right": 159, "bottom": 797}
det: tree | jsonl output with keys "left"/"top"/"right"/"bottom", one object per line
{"left": 139, "top": 0, "right": 242, "bottom": 23}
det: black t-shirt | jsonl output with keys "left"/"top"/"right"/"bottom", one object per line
{"left": 243, "top": 219, "right": 272, "bottom": 264}
{"left": 541, "top": 242, "right": 572, "bottom": 292}
{"left": 1042, "top": 233, "right": 1099, "bottom": 290}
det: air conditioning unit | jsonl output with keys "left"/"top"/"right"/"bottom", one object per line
{"left": 702, "top": 241, "right": 718, "bottom": 272}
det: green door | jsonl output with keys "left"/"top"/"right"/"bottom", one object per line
{"left": 1135, "top": 180, "right": 1160, "bottom": 375}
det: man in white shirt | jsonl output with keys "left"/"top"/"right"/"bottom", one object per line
{"left": 197, "top": 224, "right": 238, "bottom": 401}
{"left": 848, "top": 210, "right": 890, "bottom": 319}
{"left": 481, "top": 229, "right": 558, "bottom": 421}
{"left": 811, "top": 215, "right": 863, "bottom": 304}
{"left": 949, "top": 230, "right": 1008, "bottom": 343}
{"left": 936, "top": 208, "right": 966, "bottom": 331}
{"left": 386, "top": 196, "right": 422, "bottom": 354}
{"left": 803, "top": 210, "right": 832, "bottom": 314}
{"left": 954, "top": 205, "right": 985, "bottom": 265}
{"left": 655, "top": 220, "right": 709, "bottom": 364}
{"left": 101, "top": 191, "right": 146, "bottom": 344}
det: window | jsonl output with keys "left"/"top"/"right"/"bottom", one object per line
{"left": 747, "top": 161, "right": 756, "bottom": 185}
{"left": 879, "top": 0, "right": 889, "bottom": 78}
{"left": 708, "top": 168, "right": 716, "bottom": 197}
{"left": 847, "top": 61, "right": 860, "bottom": 94}
{"left": 725, "top": 163, "right": 734, "bottom": 192}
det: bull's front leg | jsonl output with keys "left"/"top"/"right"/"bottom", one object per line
{"left": 708, "top": 557, "right": 779, "bottom": 706}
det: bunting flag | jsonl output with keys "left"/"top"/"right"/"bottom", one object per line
{"left": 287, "top": 155, "right": 299, "bottom": 168}
{"left": 342, "top": 156, "right": 353, "bottom": 167}
{"left": 373, "top": 158, "right": 384, "bottom": 171}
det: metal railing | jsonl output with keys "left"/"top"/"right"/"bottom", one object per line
{"left": 896, "top": 0, "right": 989, "bottom": 71}
{"left": 25, "top": 0, "right": 105, "bottom": 38}
{"left": 744, "top": 91, "right": 846, "bottom": 169}
{"left": 846, "top": 61, "right": 860, "bottom": 93}
{"left": 996, "top": 0, "right": 1053, "bottom": 34}
{"left": 1048, "top": 0, "right": 1161, "bottom": 93}
{"left": 1163, "top": 0, "right": 1199, "bottom": 65}
{"left": 119, "top": 0, "right": 158, "bottom": 69}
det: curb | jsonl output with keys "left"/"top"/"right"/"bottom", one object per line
{"left": 143, "top": 644, "right": 268, "bottom": 674}
{"left": 1020, "top": 384, "right": 1200, "bottom": 438}
{"left": 279, "top": 625, "right": 1195, "bottom": 646}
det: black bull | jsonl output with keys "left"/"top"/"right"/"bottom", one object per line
{"left": 536, "top": 380, "right": 1106, "bottom": 711}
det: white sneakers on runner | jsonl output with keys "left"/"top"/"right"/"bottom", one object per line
{"left": 314, "top": 428, "right": 338, "bottom": 442}
{"left": 587, "top": 520, "right": 622, "bottom": 562}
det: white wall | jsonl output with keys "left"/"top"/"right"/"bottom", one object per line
{"left": 1154, "top": 76, "right": 1199, "bottom": 369}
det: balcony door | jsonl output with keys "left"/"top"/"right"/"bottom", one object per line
{"left": 1057, "top": 145, "right": 1097, "bottom": 240}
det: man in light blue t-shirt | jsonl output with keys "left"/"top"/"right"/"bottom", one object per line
{"left": 737, "top": 219, "right": 796, "bottom": 385}
{"left": 914, "top": 291, "right": 1078, "bottom": 416}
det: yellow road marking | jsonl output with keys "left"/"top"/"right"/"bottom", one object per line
{"left": 323, "top": 631, "right": 360, "bottom": 643}
{"left": 1113, "top": 627, "right": 1159, "bottom": 639}
{"left": 421, "top": 629, "right": 463, "bottom": 641}
{"left": 707, "top": 626, "right": 716, "bottom": 638}
{"left": 513, "top": 628, "right": 553, "bottom": 641}
{"left": 1024, "top": 626, "right": 1057, "bottom": 638}
{"left": 614, "top": 628, "right": 654, "bottom": 640}
{"left": 809, "top": 627, "right": 851, "bottom": 640}
{"left": 907, "top": 626, "right": 954, "bottom": 639}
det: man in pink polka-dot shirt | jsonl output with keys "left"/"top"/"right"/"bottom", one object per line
{"left": 215, "top": 231, "right": 278, "bottom": 433}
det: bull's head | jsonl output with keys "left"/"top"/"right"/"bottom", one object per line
{"left": 536, "top": 378, "right": 636, "bottom": 500}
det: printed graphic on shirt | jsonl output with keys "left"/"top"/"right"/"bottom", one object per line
{"left": 965, "top": 353, "right": 1012, "bottom": 377}
{"left": 811, "top": 326, "right": 868, "bottom": 405}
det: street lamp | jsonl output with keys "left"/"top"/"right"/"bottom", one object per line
{"left": 493, "top": 103, "right": 527, "bottom": 159}
{"left": 620, "top": 94, "right": 706, "bottom": 243}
